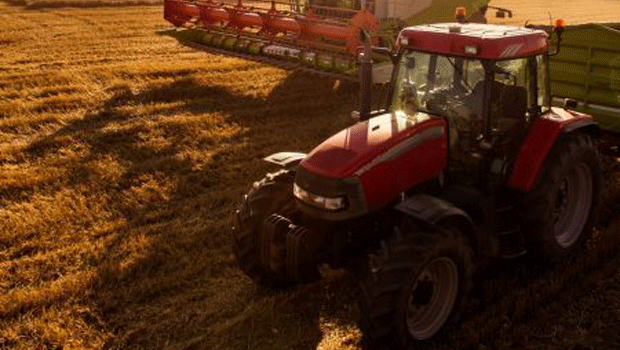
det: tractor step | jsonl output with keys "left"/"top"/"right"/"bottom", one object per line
{"left": 498, "top": 227, "right": 521, "bottom": 236}
{"left": 498, "top": 226, "right": 527, "bottom": 258}
{"left": 499, "top": 249, "right": 527, "bottom": 259}
{"left": 495, "top": 204, "right": 514, "bottom": 213}
{"left": 495, "top": 202, "right": 527, "bottom": 258}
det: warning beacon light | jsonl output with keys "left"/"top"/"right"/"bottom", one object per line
{"left": 550, "top": 18, "right": 565, "bottom": 56}
{"left": 455, "top": 6, "right": 467, "bottom": 23}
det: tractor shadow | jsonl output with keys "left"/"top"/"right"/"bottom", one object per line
{"left": 18, "top": 71, "right": 363, "bottom": 349}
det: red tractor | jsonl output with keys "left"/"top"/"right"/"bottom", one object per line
{"left": 232, "top": 21, "right": 604, "bottom": 347}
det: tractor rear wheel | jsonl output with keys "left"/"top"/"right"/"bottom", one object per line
{"left": 522, "top": 133, "right": 603, "bottom": 259}
{"left": 358, "top": 220, "right": 473, "bottom": 349}
{"left": 232, "top": 169, "right": 306, "bottom": 286}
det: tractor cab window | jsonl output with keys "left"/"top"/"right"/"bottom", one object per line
{"left": 391, "top": 51, "right": 487, "bottom": 175}
{"left": 391, "top": 51, "right": 549, "bottom": 187}
{"left": 490, "top": 55, "right": 550, "bottom": 134}
{"left": 537, "top": 54, "right": 551, "bottom": 112}
{"left": 391, "top": 51, "right": 485, "bottom": 126}
{"left": 489, "top": 58, "right": 529, "bottom": 137}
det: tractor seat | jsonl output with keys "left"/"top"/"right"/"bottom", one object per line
{"left": 501, "top": 85, "right": 527, "bottom": 121}
{"left": 492, "top": 85, "right": 528, "bottom": 150}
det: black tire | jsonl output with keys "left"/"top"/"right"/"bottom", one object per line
{"left": 232, "top": 169, "right": 300, "bottom": 286}
{"left": 521, "top": 132, "right": 603, "bottom": 259}
{"left": 358, "top": 219, "right": 473, "bottom": 349}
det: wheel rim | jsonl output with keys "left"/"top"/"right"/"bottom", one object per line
{"left": 553, "top": 163, "right": 593, "bottom": 248}
{"left": 406, "top": 257, "right": 459, "bottom": 340}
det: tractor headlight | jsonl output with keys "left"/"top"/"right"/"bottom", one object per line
{"left": 293, "top": 183, "right": 346, "bottom": 211}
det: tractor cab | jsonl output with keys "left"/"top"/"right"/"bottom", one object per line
{"left": 389, "top": 23, "right": 551, "bottom": 187}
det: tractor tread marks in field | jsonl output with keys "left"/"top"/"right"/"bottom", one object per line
{"left": 232, "top": 169, "right": 297, "bottom": 286}
{"left": 357, "top": 220, "right": 473, "bottom": 349}
{"left": 521, "top": 132, "right": 603, "bottom": 259}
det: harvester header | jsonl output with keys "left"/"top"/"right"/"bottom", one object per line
{"left": 162, "top": 0, "right": 499, "bottom": 80}
{"left": 164, "top": 0, "right": 378, "bottom": 53}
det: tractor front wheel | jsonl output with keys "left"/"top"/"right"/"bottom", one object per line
{"left": 358, "top": 221, "right": 473, "bottom": 348}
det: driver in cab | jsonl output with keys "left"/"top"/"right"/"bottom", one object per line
{"left": 402, "top": 85, "right": 419, "bottom": 117}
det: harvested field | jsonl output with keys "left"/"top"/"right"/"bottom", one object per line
{"left": 3, "top": 0, "right": 161, "bottom": 8}
{"left": 490, "top": 0, "right": 620, "bottom": 25}
{"left": 0, "top": 1, "right": 619, "bottom": 350}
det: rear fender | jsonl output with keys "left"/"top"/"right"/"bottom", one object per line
{"left": 395, "top": 194, "right": 487, "bottom": 256}
{"left": 508, "top": 108, "right": 599, "bottom": 192}
{"left": 264, "top": 152, "right": 307, "bottom": 169}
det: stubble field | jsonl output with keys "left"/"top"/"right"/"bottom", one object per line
{"left": 0, "top": 1, "right": 620, "bottom": 349}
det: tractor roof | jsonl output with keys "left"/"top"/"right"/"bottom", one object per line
{"left": 398, "top": 23, "right": 550, "bottom": 60}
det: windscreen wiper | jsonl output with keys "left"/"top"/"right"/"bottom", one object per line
{"left": 443, "top": 57, "right": 474, "bottom": 92}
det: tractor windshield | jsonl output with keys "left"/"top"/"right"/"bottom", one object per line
{"left": 391, "top": 50, "right": 539, "bottom": 185}
{"left": 391, "top": 51, "right": 486, "bottom": 125}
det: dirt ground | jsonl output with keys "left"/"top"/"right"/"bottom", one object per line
{"left": 0, "top": 0, "right": 619, "bottom": 349}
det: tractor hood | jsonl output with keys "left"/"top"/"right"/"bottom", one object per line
{"left": 296, "top": 111, "right": 447, "bottom": 216}
{"left": 300, "top": 111, "right": 445, "bottom": 178}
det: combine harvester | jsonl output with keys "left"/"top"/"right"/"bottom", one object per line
{"left": 162, "top": 0, "right": 512, "bottom": 81}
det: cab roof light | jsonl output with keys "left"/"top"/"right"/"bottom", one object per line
{"left": 464, "top": 45, "right": 478, "bottom": 55}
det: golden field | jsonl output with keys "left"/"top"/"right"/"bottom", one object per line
{"left": 0, "top": 0, "right": 619, "bottom": 349}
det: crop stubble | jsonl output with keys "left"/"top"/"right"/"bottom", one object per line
{"left": 0, "top": 1, "right": 619, "bottom": 349}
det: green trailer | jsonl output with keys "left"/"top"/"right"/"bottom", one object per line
{"left": 546, "top": 22, "right": 620, "bottom": 135}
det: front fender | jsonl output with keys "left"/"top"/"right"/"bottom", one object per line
{"left": 263, "top": 152, "right": 307, "bottom": 169}
{"left": 508, "top": 107, "right": 599, "bottom": 192}
{"left": 395, "top": 194, "right": 489, "bottom": 255}
{"left": 395, "top": 194, "right": 473, "bottom": 225}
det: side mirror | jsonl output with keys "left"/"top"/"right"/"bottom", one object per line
{"left": 486, "top": 6, "right": 513, "bottom": 18}
{"left": 563, "top": 98, "right": 578, "bottom": 110}
{"left": 374, "top": 46, "right": 399, "bottom": 65}
{"left": 407, "top": 57, "right": 416, "bottom": 69}
{"left": 371, "top": 46, "right": 392, "bottom": 56}
{"left": 355, "top": 46, "right": 398, "bottom": 64}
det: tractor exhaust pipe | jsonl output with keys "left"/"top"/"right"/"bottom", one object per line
{"left": 359, "top": 30, "right": 373, "bottom": 121}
